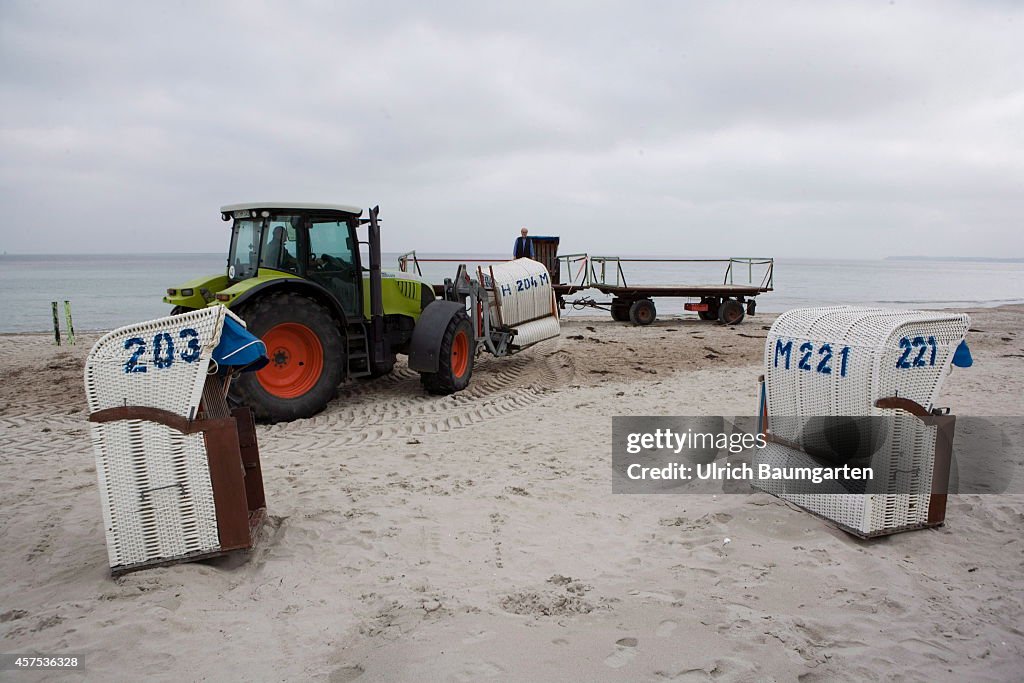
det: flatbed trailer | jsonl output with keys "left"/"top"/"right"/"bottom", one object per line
{"left": 398, "top": 248, "right": 773, "bottom": 326}
{"left": 555, "top": 283, "right": 766, "bottom": 298}
{"left": 551, "top": 254, "right": 773, "bottom": 325}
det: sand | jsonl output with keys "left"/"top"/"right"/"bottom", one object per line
{"left": 0, "top": 306, "right": 1022, "bottom": 682}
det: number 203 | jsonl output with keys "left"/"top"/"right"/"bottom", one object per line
{"left": 124, "top": 328, "right": 201, "bottom": 373}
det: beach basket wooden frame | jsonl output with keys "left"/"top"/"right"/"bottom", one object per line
{"left": 753, "top": 306, "right": 968, "bottom": 538}
{"left": 85, "top": 307, "right": 266, "bottom": 575}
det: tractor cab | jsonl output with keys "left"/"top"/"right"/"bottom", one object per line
{"left": 222, "top": 203, "right": 364, "bottom": 319}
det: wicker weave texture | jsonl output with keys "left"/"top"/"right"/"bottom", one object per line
{"left": 489, "top": 258, "right": 558, "bottom": 328}
{"left": 85, "top": 307, "right": 228, "bottom": 417}
{"left": 764, "top": 306, "right": 968, "bottom": 426}
{"left": 510, "top": 317, "right": 561, "bottom": 349}
{"left": 85, "top": 306, "right": 234, "bottom": 568}
{"left": 89, "top": 422, "right": 220, "bottom": 566}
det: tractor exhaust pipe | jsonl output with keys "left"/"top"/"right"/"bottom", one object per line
{"left": 368, "top": 206, "right": 386, "bottom": 366}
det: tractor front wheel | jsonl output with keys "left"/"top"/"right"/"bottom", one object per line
{"left": 232, "top": 293, "right": 344, "bottom": 422}
{"left": 421, "top": 312, "right": 475, "bottom": 395}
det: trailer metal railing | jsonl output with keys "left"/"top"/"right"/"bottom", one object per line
{"left": 555, "top": 255, "right": 774, "bottom": 290}
{"left": 725, "top": 257, "right": 774, "bottom": 290}
{"left": 397, "top": 251, "right": 507, "bottom": 277}
{"left": 400, "top": 250, "right": 774, "bottom": 294}
{"left": 397, "top": 250, "right": 422, "bottom": 276}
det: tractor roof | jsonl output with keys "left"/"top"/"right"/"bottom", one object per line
{"left": 221, "top": 202, "right": 364, "bottom": 216}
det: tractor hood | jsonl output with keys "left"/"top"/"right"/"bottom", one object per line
{"left": 163, "top": 273, "right": 229, "bottom": 309}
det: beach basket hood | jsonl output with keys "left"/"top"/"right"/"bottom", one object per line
{"left": 213, "top": 315, "right": 269, "bottom": 372}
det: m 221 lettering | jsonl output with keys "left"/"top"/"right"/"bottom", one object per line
{"left": 774, "top": 339, "right": 850, "bottom": 377}
{"left": 124, "top": 328, "right": 202, "bottom": 373}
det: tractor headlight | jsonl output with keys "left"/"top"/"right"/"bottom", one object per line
{"left": 181, "top": 288, "right": 194, "bottom": 297}
{"left": 166, "top": 288, "right": 177, "bottom": 296}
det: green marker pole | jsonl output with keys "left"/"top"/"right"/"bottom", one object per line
{"left": 63, "top": 300, "right": 76, "bottom": 345}
{"left": 51, "top": 301, "right": 61, "bottom": 346}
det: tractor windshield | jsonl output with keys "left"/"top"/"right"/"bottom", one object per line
{"left": 228, "top": 219, "right": 262, "bottom": 280}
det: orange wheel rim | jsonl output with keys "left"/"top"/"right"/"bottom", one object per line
{"left": 451, "top": 330, "right": 469, "bottom": 378}
{"left": 256, "top": 323, "right": 324, "bottom": 398}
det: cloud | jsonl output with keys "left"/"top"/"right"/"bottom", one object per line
{"left": 1, "top": 0, "right": 1022, "bottom": 257}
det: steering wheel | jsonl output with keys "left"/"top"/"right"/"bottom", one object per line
{"left": 322, "top": 254, "right": 356, "bottom": 276}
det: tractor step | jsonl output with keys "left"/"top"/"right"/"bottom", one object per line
{"left": 346, "top": 325, "right": 372, "bottom": 378}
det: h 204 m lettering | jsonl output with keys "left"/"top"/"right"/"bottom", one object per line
{"left": 896, "top": 335, "right": 938, "bottom": 369}
{"left": 774, "top": 339, "right": 850, "bottom": 377}
{"left": 124, "top": 328, "right": 202, "bottom": 373}
{"left": 500, "top": 271, "right": 549, "bottom": 296}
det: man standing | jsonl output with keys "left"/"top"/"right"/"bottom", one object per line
{"left": 513, "top": 227, "right": 535, "bottom": 259}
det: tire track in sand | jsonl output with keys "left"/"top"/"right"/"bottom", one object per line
{"left": 263, "top": 345, "right": 575, "bottom": 448}
{"left": 1, "top": 335, "right": 574, "bottom": 457}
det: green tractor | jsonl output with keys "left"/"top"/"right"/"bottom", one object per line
{"left": 164, "top": 203, "right": 477, "bottom": 423}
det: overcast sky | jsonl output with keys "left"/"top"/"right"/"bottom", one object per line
{"left": 1, "top": 1, "right": 1022, "bottom": 257}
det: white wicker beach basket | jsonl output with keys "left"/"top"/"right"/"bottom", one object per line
{"left": 754, "top": 306, "right": 969, "bottom": 535}
{"left": 84, "top": 306, "right": 238, "bottom": 569}
{"left": 487, "top": 258, "right": 560, "bottom": 349}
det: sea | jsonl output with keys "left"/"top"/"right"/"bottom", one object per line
{"left": 1, "top": 253, "right": 1022, "bottom": 334}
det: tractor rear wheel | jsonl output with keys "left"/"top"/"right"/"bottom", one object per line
{"left": 421, "top": 311, "right": 474, "bottom": 395}
{"left": 232, "top": 292, "right": 344, "bottom": 422}
{"left": 629, "top": 299, "right": 657, "bottom": 326}
{"left": 718, "top": 298, "right": 746, "bottom": 325}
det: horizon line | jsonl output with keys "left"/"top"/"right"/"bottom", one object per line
{"left": 1, "top": 252, "right": 1022, "bottom": 262}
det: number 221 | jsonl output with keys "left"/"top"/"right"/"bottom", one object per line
{"left": 896, "top": 336, "right": 938, "bottom": 369}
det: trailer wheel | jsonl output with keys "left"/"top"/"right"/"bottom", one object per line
{"left": 610, "top": 300, "right": 631, "bottom": 322}
{"left": 232, "top": 293, "right": 345, "bottom": 422}
{"left": 718, "top": 298, "right": 745, "bottom": 325}
{"left": 629, "top": 299, "right": 657, "bottom": 326}
{"left": 697, "top": 297, "right": 719, "bottom": 321}
{"left": 421, "top": 311, "right": 474, "bottom": 395}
